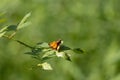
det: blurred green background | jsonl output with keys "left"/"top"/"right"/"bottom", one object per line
{"left": 0, "top": 0, "right": 120, "bottom": 80}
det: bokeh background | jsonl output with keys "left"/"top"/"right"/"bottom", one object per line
{"left": 0, "top": 0, "right": 120, "bottom": 80}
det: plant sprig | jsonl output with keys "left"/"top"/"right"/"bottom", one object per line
{"left": 0, "top": 12, "right": 85, "bottom": 70}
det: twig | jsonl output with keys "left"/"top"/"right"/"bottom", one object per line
{"left": 3, "top": 34, "right": 34, "bottom": 49}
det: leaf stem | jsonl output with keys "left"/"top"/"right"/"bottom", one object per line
{"left": 3, "top": 34, "right": 34, "bottom": 49}
{"left": 16, "top": 40, "right": 34, "bottom": 49}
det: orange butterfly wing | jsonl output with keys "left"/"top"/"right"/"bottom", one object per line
{"left": 49, "top": 41, "right": 58, "bottom": 50}
{"left": 49, "top": 39, "right": 62, "bottom": 50}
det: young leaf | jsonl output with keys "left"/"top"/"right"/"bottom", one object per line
{"left": 42, "top": 50, "right": 56, "bottom": 61}
{"left": 0, "top": 26, "right": 8, "bottom": 38}
{"left": 0, "top": 26, "right": 8, "bottom": 33}
{"left": 56, "top": 52, "right": 71, "bottom": 61}
{"left": 17, "top": 12, "right": 31, "bottom": 30}
{"left": 7, "top": 25, "right": 17, "bottom": 31}
{"left": 8, "top": 32, "right": 17, "bottom": 39}
{"left": 56, "top": 52, "right": 64, "bottom": 57}
{"left": 37, "top": 62, "right": 53, "bottom": 70}
{"left": 31, "top": 48, "right": 43, "bottom": 54}
{"left": 73, "top": 48, "right": 84, "bottom": 54}
{"left": 59, "top": 45, "right": 71, "bottom": 51}
{"left": 0, "top": 31, "right": 6, "bottom": 38}
{"left": 32, "top": 42, "right": 51, "bottom": 55}
{"left": 64, "top": 52, "right": 71, "bottom": 61}
{"left": 36, "top": 42, "right": 49, "bottom": 48}
{"left": 17, "top": 21, "right": 31, "bottom": 30}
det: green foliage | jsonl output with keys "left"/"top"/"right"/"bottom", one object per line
{"left": 73, "top": 48, "right": 85, "bottom": 54}
{"left": 0, "top": 31, "right": 6, "bottom": 37}
{"left": 0, "top": 13, "right": 84, "bottom": 70}
{"left": 0, "top": 26, "right": 7, "bottom": 37}
{"left": 17, "top": 12, "right": 31, "bottom": 30}
{"left": 0, "top": 0, "right": 120, "bottom": 80}
{"left": 17, "top": 40, "right": 84, "bottom": 70}
{"left": 0, "top": 12, "right": 31, "bottom": 39}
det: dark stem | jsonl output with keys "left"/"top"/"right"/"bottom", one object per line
{"left": 15, "top": 40, "right": 34, "bottom": 49}
{"left": 3, "top": 35, "right": 34, "bottom": 49}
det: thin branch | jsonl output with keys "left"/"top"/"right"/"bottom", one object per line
{"left": 16, "top": 40, "right": 34, "bottom": 49}
{"left": 3, "top": 34, "right": 34, "bottom": 49}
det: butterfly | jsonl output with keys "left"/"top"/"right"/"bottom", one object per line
{"left": 49, "top": 39, "right": 63, "bottom": 51}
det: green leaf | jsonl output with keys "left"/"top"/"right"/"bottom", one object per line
{"left": 17, "top": 21, "right": 31, "bottom": 30}
{"left": 42, "top": 50, "right": 56, "bottom": 61}
{"left": 56, "top": 52, "right": 71, "bottom": 61}
{"left": 0, "top": 26, "right": 8, "bottom": 38}
{"left": 60, "top": 45, "right": 84, "bottom": 54}
{"left": 0, "top": 26, "right": 8, "bottom": 33}
{"left": 7, "top": 25, "right": 17, "bottom": 31}
{"left": 56, "top": 52, "right": 64, "bottom": 57}
{"left": 0, "top": 25, "right": 18, "bottom": 38}
{"left": 59, "top": 45, "right": 71, "bottom": 51}
{"left": 36, "top": 42, "right": 49, "bottom": 48}
{"left": 64, "top": 52, "right": 71, "bottom": 61}
{"left": 37, "top": 62, "right": 53, "bottom": 70}
{"left": 17, "top": 12, "right": 31, "bottom": 30}
{"left": 31, "top": 48, "right": 43, "bottom": 54}
{"left": 0, "top": 31, "right": 6, "bottom": 38}
{"left": 73, "top": 48, "right": 84, "bottom": 54}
